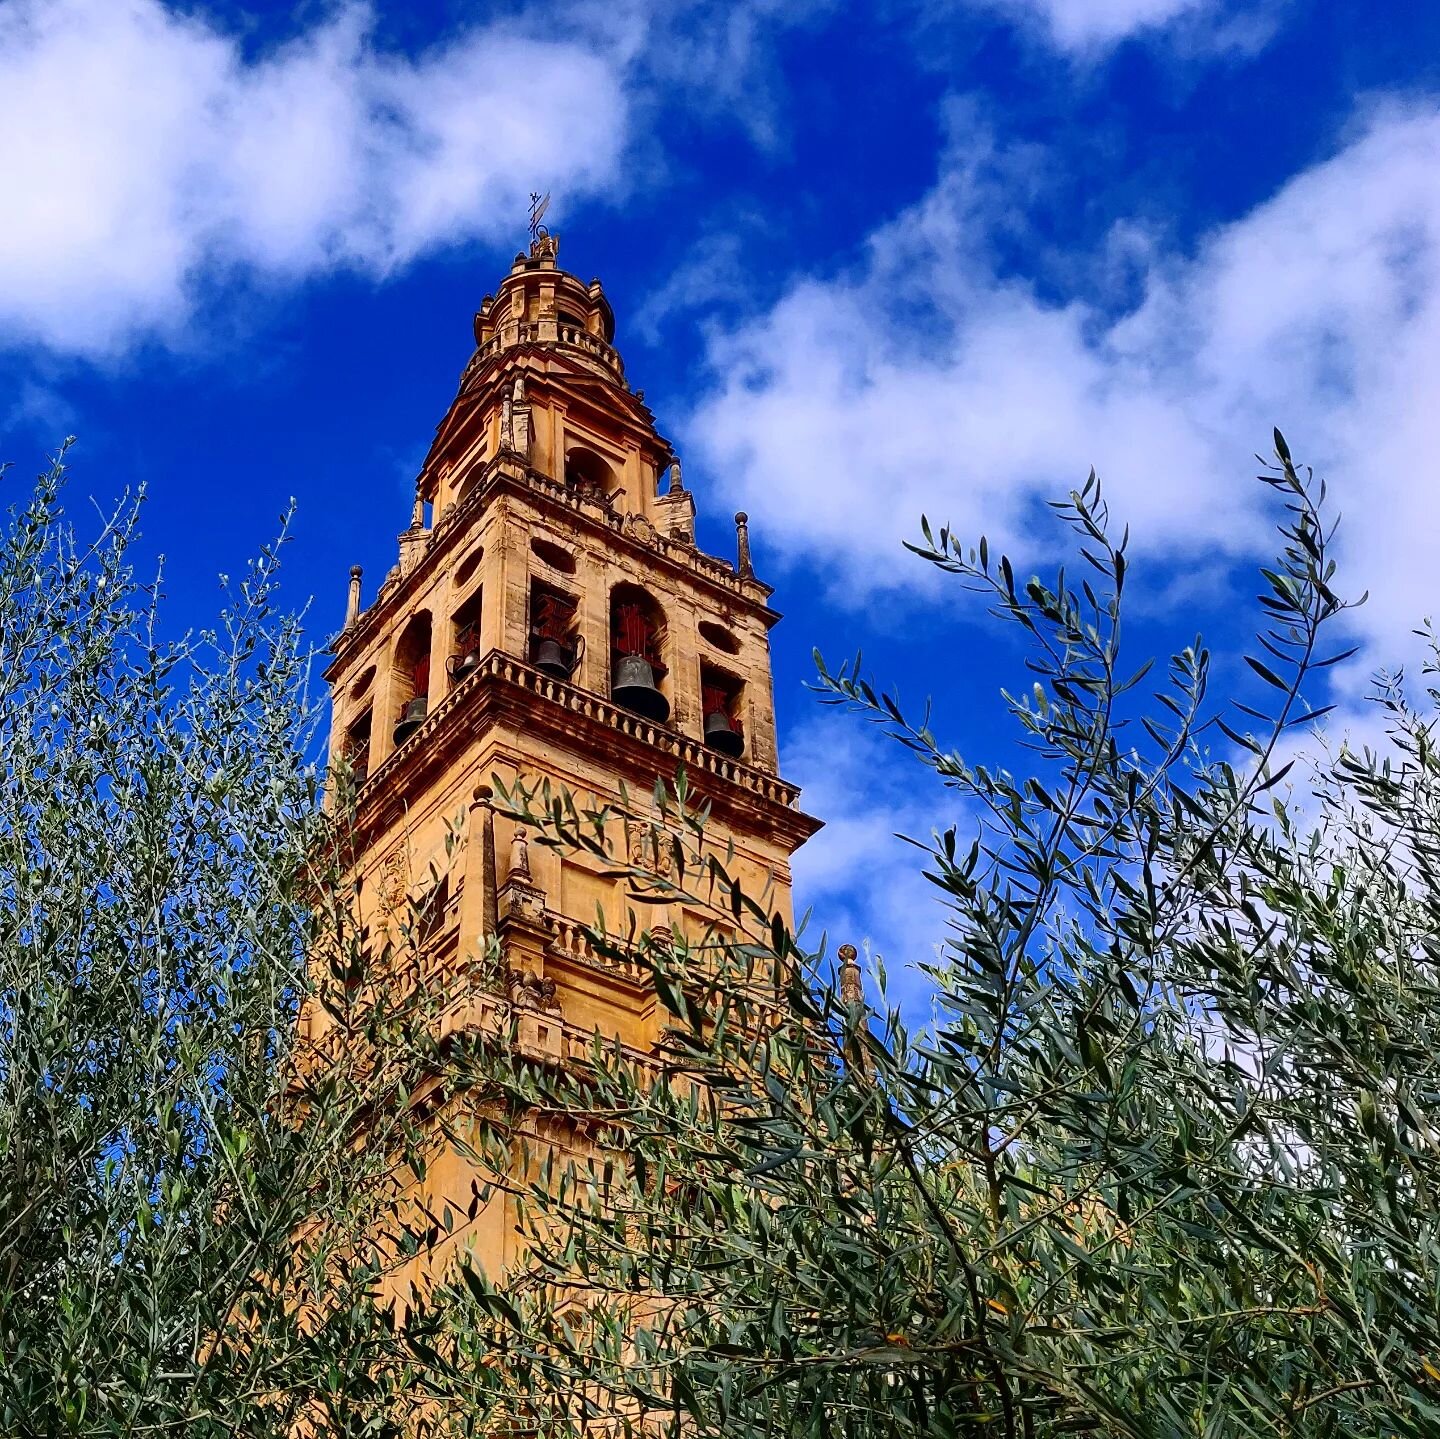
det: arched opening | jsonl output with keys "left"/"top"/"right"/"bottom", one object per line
{"left": 448, "top": 589, "right": 483, "bottom": 686}
{"left": 456, "top": 461, "right": 486, "bottom": 506}
{"left": 529, "top": 580, "right": 581, "bottom": 680}
{"left": 565, "top": 446, "right": 615, "bottom": 503}
{"left": 700, "top": 664, "right": 745, "bottom": 758}
{"left": 453, "top": 545, "right": 484, "bottom": 590}
{"left": 610, "top": 583, "right": 669, "bottom": 723}
{"left": 530, "top": 535, "right": 577, "bottom": 574}
{"left": 348, "top": 664, "right": 376, "bottom": 702}
{"left": 392, "top": 612, "right": 432, "bottom": 746}
{"left": 342, "top": 706, "right": 373, "bottom": 782}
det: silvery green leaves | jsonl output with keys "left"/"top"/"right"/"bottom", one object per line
{"left": 0, "top": 449, "right": 505, "bottom": 1437}
{"left": 450, "top": 436, "right": 1440, "bottom": 1437}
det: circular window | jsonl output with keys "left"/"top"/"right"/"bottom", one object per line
{"left": 454, "top": 546, "right": 483, "bottom": 590}
{"left": 531, "top": 537, "right": 578, "bottom": 574}
{"left": 698, "top": 621, "right": 740, "bottom": 655}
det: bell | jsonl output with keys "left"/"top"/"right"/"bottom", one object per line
{"left": 534, "top": 637, "right": 573, "bottom": 679}
{"left": 704, "top": 709, "right": 744, "bottom": 757}
{"left": 392, "top": 695, "right": 428, "bottom": 746}
{"left": 612, "top": 653, "right": 670, "bottom": 722}
{"left": 448, "top": 650, "right": 481, "bottom": 684}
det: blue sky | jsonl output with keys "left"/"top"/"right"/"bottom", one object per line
{"left": 2, "top": 0, "right": 1439, "bottom": 995}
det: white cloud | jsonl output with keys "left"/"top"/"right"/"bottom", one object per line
{"left": 970, "top": 0, "right": 1209, "bottom": 48}
{"left": 915, "top": 0, "right": 1280, "bottom": 56}
{"left": 685, "top": 100, "right": 1440, "bottom": 681}
{"left": 0, "top": 0, "right": 629, "bottom": 357}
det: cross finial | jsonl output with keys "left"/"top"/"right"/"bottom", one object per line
{"left": 528, "top": 191, "right": 551, "bottom": 244}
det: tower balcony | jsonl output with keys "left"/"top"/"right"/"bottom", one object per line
{"left": 469, "top": 317, "right": 626, "bottom": 385}
{"left": 350, "top": 647, "right": 818, "bottom": 853}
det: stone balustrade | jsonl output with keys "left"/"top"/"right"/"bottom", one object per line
{"left": 361, "top": 649, "right": 804, "bottom": 812}
{"left": 547, "top": 915, "right": 649, "bottom": 983}
{"left": 469, "top": 320, "right": 626, "bottom": 382}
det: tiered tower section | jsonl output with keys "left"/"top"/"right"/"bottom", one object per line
{"left": 317, "top": 232, "right": 820, "bottom": 1284}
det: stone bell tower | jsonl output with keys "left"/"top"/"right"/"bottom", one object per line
{"left": 317, "top": 231, "right": 820, "bottom": 1289}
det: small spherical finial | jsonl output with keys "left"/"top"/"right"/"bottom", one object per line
{"left": 734, "top": 512, "right": 754, "bottom": 579}
{"left": 344, "top": 565, "right": 364, "bottom": 626}
{"left": 349, "top": 564, "right": 363, "bottom": 580}
{"left": 838, "top": 943, "right": 863, "bottom": 1005}
{"left": 472, "top": 783, "right": 493, "bottom": 807}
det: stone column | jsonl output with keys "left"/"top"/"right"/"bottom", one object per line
{"left": 344, "top": 565, "right": 363, "bottom": 628}
{"left": 459, "top": 786, "right": 500, "bottom": 972}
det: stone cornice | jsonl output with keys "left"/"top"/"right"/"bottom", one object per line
{"left": 353, "top": 649, "right": 821, "bottom": 855}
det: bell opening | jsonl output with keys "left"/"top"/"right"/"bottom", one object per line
{"left": 393, "top": 695, "right": 428, "bottom": 746}
{"left": 448, "top": 600, "right": 483, "bottom": 687}
{"left": 392, "top": 613, "right": 432, "bottom": 747}
{"left": 611, "top": 585, "right": 670, "bottom": 725}
{"left": 530, "top": 580, "right": 581, "bottom": 680}
{"left": 701, "top": 670, "right": 744, "bottom": 758}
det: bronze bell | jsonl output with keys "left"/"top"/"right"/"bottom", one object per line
{"left": 447, "top": 649, "right": 481, "bottom": 685}
{"left": 704, "top": 708, "right": 744, "bottom": 758}
{"left": 534, "top": 637, "right": 574, "bottom": 679}
{"left": 612, "top": 653, "right": 669, "bottom": 722}
{"left": 392, "top": 695, "right": 428, "bottom": 746}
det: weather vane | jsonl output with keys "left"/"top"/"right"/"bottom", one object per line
{"left": 528, "top": 190, "right": 551, "bottom": 243}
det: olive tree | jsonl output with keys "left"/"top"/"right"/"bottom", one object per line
{"left": 469, "top": 434, "right": 1440, "bottom": 1437}
{"left": 0, "top": 447, "right": 500, "bottom": 1438}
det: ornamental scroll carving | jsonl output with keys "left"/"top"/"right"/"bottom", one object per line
{"left": 625, "top": 816, "right": 675, "bottom": 879}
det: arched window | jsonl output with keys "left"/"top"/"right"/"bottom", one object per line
{"left": 565, "top": 446, "right": 615, "bottom": 502}
{"left": 700, "top": 664, "right": 745, "bottom": 758}
{"left": 343, "top": 706, "right": 373, "bottom": 781}
{"left": 529, "top": 579, "right": 581, "bottom": 680}
{"left": 448, "top": 590, "right": 483, "bottom": 686}
{"left": 610, "top": 584, "right": 669, "bottom": 723}
{"left": 392, "top": 612, "right": 432, "bottom": 746}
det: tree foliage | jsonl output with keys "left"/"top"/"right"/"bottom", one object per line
{"left": 0, "top": 449, "right": 501, "bottom": 1437}
{"left": 10, "top": 432, "right": 1440, "bottom": 1439}
{"left": 474, "top": 435, "right": 1440, "bottom": 1437}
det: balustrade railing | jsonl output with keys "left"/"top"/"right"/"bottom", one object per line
{"left": 471, "top": 320, "right": 625, "bottom": 379}
{"left": 359, "top": 649, "right": 802, "bottom": 811}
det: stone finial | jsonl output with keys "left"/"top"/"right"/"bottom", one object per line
{"left": 501, "top": 390, "right": 515, "bottom": 452}
{"left": 510, "top": 827, "right": 531, "bottom": 883}
{"left": 838, "top": 943, "right": 863, "bottom": 1005}
{"left": 668, "top": 459, "right": 685, "bottom": 494}
{"left": 513, "top": 375, "right": 526, "bottom": 406}
{"left": 735, "top": 511, "right": 754, "bottom": 580}
{"left": 345, "top": 566, "right": 363, "bottom": 627}
{"left": 410, "top": 488, "right": 425, "bottom": 530}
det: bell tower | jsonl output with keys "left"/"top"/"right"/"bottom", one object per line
{"left": 318, "top": 231, "right": 820, "bottom": 1287}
